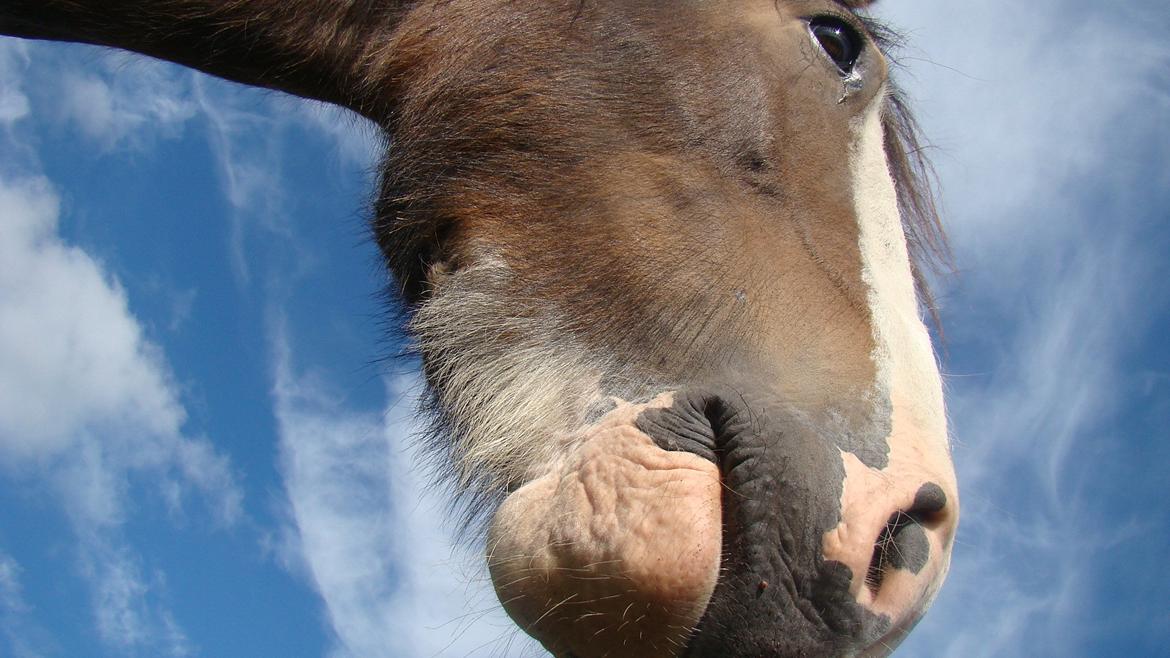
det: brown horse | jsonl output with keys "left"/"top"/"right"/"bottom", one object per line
{"left": 1, "top": 1, "right": 958, "bottom": 655}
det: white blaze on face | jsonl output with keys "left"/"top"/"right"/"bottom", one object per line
{"left": 851, "top": 88, "right": 947, "bottom": 448}
{"left": 823, "top": 89, "right": 959, "bottom": 616}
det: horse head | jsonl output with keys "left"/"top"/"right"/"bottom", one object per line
{"left": 377, "top": 3, "right": 957, "bottom": 654}
{"left": 2, "top": 1, "right": 958, "bottom": 655}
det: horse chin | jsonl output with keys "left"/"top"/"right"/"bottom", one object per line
{"left": 486, "top": 394, "right": 720, "bottom": 658}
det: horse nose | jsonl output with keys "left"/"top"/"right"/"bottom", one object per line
{"left": 487, "top": 389, "right": 957, "bottom": 658}
{"left": 638, "top": 389, "right": 958, "bottom": 657}
{"left": 859, "top": 483, "right": 951, "bottom": 597}
{"left": 823, "top": 473, "right": 959, "bottom": 650}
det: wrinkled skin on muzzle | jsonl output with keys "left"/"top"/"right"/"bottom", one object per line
{"left": 490, "top": 387, "right": 957, "bottom": 657}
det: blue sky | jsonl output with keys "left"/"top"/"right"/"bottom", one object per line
{"left": 0, "top": 1, "right": 1167, "bottom": 657}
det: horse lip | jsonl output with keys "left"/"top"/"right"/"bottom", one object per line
{"left": 633, "top": 392, "right": 901, "bottom": 658}
{"left": 631, "top": 391, "right": 724, "bottom": 463}
{"left": 854, "top": 605, "right": 925, "bottom": 658}
{"left": 676, "top": 570, "right": 860, "bottom": 658}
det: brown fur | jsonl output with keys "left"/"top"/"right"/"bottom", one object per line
{"left": 0, "top": 1, "right": 943, "bottom": 315}
{"left": 371, "top": 1, "right": 945, "bottom": 514}
{"left": 1, "top": 2, "right": 951, "bottom": 652}
{"left": 1, "top": 0, "right": 945, "bottom": 513}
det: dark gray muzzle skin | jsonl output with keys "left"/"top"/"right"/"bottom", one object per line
{"left": 635, "top": 389, "right": 893, "bottom": 657}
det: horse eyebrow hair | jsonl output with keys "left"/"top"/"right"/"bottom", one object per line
{"left": 828, "top": 0, "right": 869, "bottom": 19}
{"left": 856, "top": 14, "right": 905, "bottom": 59}
{"left": 825, "top": 1, "right": 883, "bottom": 43}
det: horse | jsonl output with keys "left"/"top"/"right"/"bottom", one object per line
{"left": 1, "top": 1, "right": 959, "bottom": 655}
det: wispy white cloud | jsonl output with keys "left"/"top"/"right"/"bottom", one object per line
{"left": 0, "top": 41, "right": 30, "bottom": 127}
{"left": 874, "top": 1, "right": 1170, "bottom": 655}
{"left": 0, "top": 174, "right": 242, "bottom": 523}
{"left": 880, "top": 1, "right": 1170, "bottom": 244}
{"left": 0, "top": 550, "right": 54, "bottom": 658}
{"left": 271, "top": 329, "right": 543, "bottom": 658}
{"left": 900, "top": 236, "right": 1155, "bottom": 656}
{"left": 0, "top": 41, "right": 37, "bottom": 176}
{"left": 188, "top": 74, "right": 285, "bottom": 284}
{"left": 0, "top": 177, "right": 184, "bottom": 457}
{"left": 78, "top": 536, "right": 194, "bottom": 657}
{"left": 54, "top": 52, "right": 197, "bottom": 152}
{"left": 0, "top": 137, "right": 241, "bottom": 653}
{"left": 186, "top": 75, "right": 369, "bottom": 286}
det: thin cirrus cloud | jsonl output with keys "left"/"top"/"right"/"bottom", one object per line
{"left": 0, "top": 172, "right": 243, "bottom": 525}
{"left": 271, "top": 327, "right": 543, "bottom": 658}
{"left": 0, "top": 36, "right": 519, "bottom": 657}
{"left": 0, "top": 175, "right": 238, "bottom": 655}
{"left": 0, "top": 550, "right": 54, "bottom": 658}
{"left": 55, "top": 63, "right": 196, "bottom": 151}
{"left": 0, "top": 41, "right": 242, "bottom": 657}
{"left": 877, "top": 1, "right": 1170, "bottom": 656}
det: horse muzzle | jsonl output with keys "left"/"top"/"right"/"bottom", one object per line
{"left": 488, "top": 388, "right": 958, "bottom": 658}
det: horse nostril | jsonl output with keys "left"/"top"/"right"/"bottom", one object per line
{"left": 909, "top": 482, "right": 949, "bottom": 522}
{"left": 865, "top": 483, "right": 949, "bottom": 594}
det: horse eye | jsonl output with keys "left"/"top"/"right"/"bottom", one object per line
{"left": 809, "top": 17, "right": 862, "bottom": 74}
